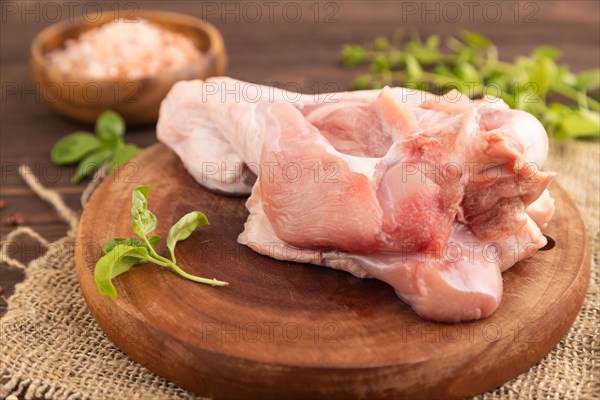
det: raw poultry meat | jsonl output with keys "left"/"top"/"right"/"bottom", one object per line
{"left": 157, "top": 77, "right": 555, "bottom": 322}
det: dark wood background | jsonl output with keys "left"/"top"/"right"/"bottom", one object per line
{"left": 1, "top": 1, "right": 598, "bottom": 314}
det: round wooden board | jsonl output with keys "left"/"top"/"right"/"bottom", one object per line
{"left": 75, "top": 143, "right": 591, "bottom": 399}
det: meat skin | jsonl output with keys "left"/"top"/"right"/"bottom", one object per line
{"left": 158, "top": 77, "right": 556, "bottom": 322}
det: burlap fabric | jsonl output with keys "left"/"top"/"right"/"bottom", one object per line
{"left": 1, "top": 141, "right": 598, "bottom": 399}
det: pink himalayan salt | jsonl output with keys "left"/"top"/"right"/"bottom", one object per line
{"left": 47, "top": 18, "right": 201, "bottom": 79}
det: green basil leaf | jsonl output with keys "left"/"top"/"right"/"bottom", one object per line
{"left": 511, "top": 59, "right": 533, "bottom": 87}
{"left": 107, "top": 144, "right": 140, "bottom": 174}
{"left": 103, "top": 237, "right": 130, "bottom": 254}
{"left": 373, "top": 36, "right": 389, "bottom": 51}
{"left": 405, "top": 54, "right": 423, "bottom": 82}
{"left": 134, "top": 184, "right": 149, "bottom": 199}
{"left": 51, "top": 132, "right": 101, "bottom": 164}
{"left": 103, "top": 235, "right": 161, "bottom": 255}
{"left": 531, "top": 57, "right": 558, "bottom": 97}
{"left": 576, "top": 69, "right": 600, "bottom": 92}
{"left": 555, "top": 65, "right": 577, "bottom": 87}
{"left": 353, "top": 74, "right": 372, "bottom": 90}
{"left": 531, "top": 45, "right": 561, "bottom": 61}
{"left": 425, "top": 35, "right": 440, "bottom": 51}
{"left": 370, "top": 80, "right": 385, "bottom": 89}
{"left": 454, "top": 62, "right": 480, "bottom": 84}
{"left": 370, "top": 55, "right": 390, "bottom": 73}
{"left": 103, "top": 237, "right": 144, "bottom": 254}
{"left": 339, "top": 32, "right": 597, "bottom": 141}
{"left": 96, "top": 110, "right": 125, "bottom": 142}
{"left": 560, "top": 109, "right": 600, "bottom": 138}
{"left": 341, "top": 45, "right": 367, "bottom": 68}
{"left": 131, "top": 185, "right": 157, "bottom": 237}
{"left": 387, "top": 51, "right": 405, "bottom": 69}
{"left": 94, "top": 244, "right": 150, "bottom": 298}
{"left": 147, "top": 234, "right": 162, "bottom": 248}
{"left": 434, "top": 64, "right": 454, "bottom": 78}
{"left": 166, "top": 211, "right": 209, "bottom": 262}
{"left": 455, "top": 47, "right": 475, "bottom": 65}
{"left": 71, "top": 148, "right": 113, "bottom": 183}
{"left": 446, "top": 36, "right": 466, "bottom": 52}
{"left": 462, "top": 31, "right": 491, "bottom": 49}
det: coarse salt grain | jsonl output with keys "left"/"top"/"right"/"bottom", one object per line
{"left": 47, "top": 18, "right": 201, "bottom": 79}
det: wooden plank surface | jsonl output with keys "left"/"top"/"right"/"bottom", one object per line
{"left": 0, "top": 0, "right": 598, "bottom": 320}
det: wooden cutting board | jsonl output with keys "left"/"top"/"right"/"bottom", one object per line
{"left": 75, "top": 143, "right": 590, "bottom": 399}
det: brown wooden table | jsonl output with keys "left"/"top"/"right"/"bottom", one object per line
{"left": 1, "top": 0, "right": 598, "bottom": 318}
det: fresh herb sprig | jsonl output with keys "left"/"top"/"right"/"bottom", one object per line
{"left": 94, "top": 185, "right": 228, "bottom": 298}
{"left": 51, "top": 111, "right": 141, "bottom": 183}
{"left": 341, "top": 31, "right": 600, "bottom": 139}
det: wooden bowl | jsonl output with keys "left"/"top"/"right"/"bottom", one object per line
{"left": 30, "top": 11, "right": 227, "bottom": 125}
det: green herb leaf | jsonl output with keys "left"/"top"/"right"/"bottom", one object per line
{"left": 560, "top": 109, "right": 600, "bottom": 138}
{"left": 425, "top": 35, "right": 440, "bottom": 51}
{"left": 95, "top": 110, "right": 125, "bottom": 143}
{"left": 387, "top": 51, "right": 405, "bottom": 69}
{"left": 341, "top": 45, "right": 367, "bottom": 68}
{"left": 455, "top": 47, "right": 474, "bottom": 65}
{"left": 166, "top": 211, "right": 209, "bottom": 263}
{"left": 531, "top": 45, "right": 561, "bottom": 61}
{"left": 102, "top": 235, "right": 161, "bottom": 254}
{"left": 454, "top": 62, "right": 480, "bottom": 84}
{"left": 531, "top": 57, "right": 558, "bottom": 97}
{"left": 354, "top": 74, "right": 372, "bottom": 90}
{"left": 131, "top": 185, "right": 157, "bottom": 238}
{"left": 94, "top": 244, "right": 150, "bottom": 298}
{"left": 71, "top": 148, "right": 113, "bottom": 183}
{"left": 370, "top": 80, "right": 385, "bottom": 89}
{"left": 556, "top": 65, "right": 577, "bottom": 87}
{"left": 95, "top": 186, "right": 228, "bottom": 298}
{"left": 370, "top": 55, "right": 391, "bottom": 73}
{"left": 340, "top": 31, "right": 599, "bottom": 139}
{"left": 147, "top": 235, "right": 162, "bottom": 249}
{"left": 51, "top": 132, "right": 101, "bottom": 164}
{"left": 51, "top": 111, "right": 144, "bottom": 183}
{"left": 462, "top": 31, "right": 491, "bottom": 49}
{"left": 373, "top": 36, "right": 389, "bottom": 51}
{"left": 107, "top": 143, "right": 140, "bottom": 173}
{"left": 576, "top": 69, "right": 600, "bottom": 92}
{"left": 405, "top": 54, "right": 422, "bottom": 82}
{"left": 103, "top": 237, "right": 140, "bottom": 254}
